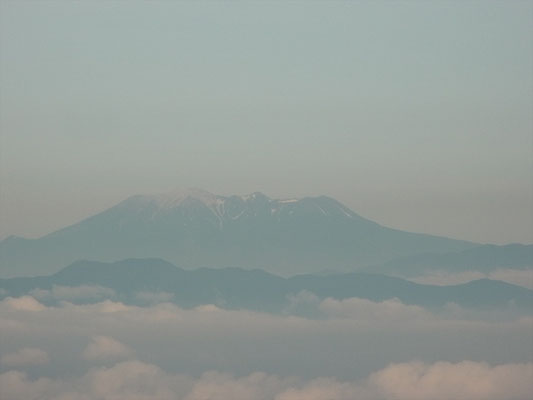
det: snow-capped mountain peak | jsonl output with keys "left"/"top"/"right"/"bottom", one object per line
{"left": 150, "top": 188, "right": 223, "bottom": 210}
{"left": 0, "top": 188, "right": 476, "bottom": 278}
{"left": 116, "top": 189, "right": 366, "bottom": 227}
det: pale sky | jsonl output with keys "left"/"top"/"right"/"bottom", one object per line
{"left": 0, "top": 1, "right": 532, "bottom": 244}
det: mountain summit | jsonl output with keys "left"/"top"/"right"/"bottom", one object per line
{"left": 0, "top": 189, "right": 475, "bottom": 277}
{"left": 110, "top": 188, "right": 368, "bottom": 228}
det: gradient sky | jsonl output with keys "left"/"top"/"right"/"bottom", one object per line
{"left": 0, "top": 1, "right": 532, "bottom": 244}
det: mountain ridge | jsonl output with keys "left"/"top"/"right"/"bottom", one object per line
{"left": 1, "top": 258, "right": 531, "bottom": 312}
{"left": 0, "top": 189, "right": 477, "bottom": 278}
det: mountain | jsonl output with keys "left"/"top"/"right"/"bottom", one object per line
{"left": 371, "top": 244, "right": 533, "bottom": 277}
{"left": 0, "top": 188, "right": 477, "bottom": 278}
{"left": 1, "top": 258, "right": 531, "bottom": 312}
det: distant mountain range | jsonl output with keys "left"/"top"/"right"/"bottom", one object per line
{"left": 0, "top": 189, "right": 480, "bottom": 278}
{"left": 1, "top": 258, "right": 531, "bottom": 312}
{"left": 370, "top": 243, "right": 533, "bottom": 277}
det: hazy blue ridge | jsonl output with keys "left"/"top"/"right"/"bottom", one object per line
{"left": 0, "top": 190, "right": 477, "bottom": 278}
{"left": 371, "top": 243, "right": 533, "bottom": 277}
{"left": 1, "top": 258, "right": 531, "bottom": 312}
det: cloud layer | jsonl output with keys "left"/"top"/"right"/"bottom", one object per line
{"left": 370, "top": 361, "right": 533, "bottom": 400}
{"left": 30, "top": 285, "right": 117, "bottom": 303}
{"left": 410, "top": 268, "right": 533, "bottom": 289}
{"left": 1, "top": 360, "right": 531, "bottom": 400}
{"left": 0, "top": 348, "right": 49, "bottom": 368}
{"left": 82, "top": 336, "right": 133, "bottom": 362}
{"left": 0, "top": 295, "right": 531, "bottom": 399}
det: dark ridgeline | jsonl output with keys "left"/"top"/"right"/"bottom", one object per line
{"left": 1, "top": 258, "right": 531, "bottom": 312}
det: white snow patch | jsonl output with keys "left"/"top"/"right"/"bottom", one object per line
{"left": 134, "top": 189, "right": 228, "bottom": 227}
{"left": 151, "top": 188, "right": 223, "bottom": 210}
{"left": 315, "top": 204, "right": 328, "bottom": 216}
{"left": 230, "top": 209, "right": 246, "bottom": 220}
{"left": 337, "top": 204, "right": 354, "bottom": 218}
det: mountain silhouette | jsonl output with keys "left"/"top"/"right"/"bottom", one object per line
{"left": 1, "top": 258, "right": 531, "bottom": 312}
{"left": 0, "top": 189, "right": 477, "bottom": 277}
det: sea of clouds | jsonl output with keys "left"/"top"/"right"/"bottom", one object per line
{"left": 1, "top": 293, "right": 532, "bottom": 399}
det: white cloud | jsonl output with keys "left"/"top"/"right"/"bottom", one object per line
{"left": 284, "top": 290, "right": 321, "bottom": 317}
{"left": 409, "top": 268, "right": 533, "bottom": 289}
{"left": 183, "top": 371, "right": 293, "bottom": 400}
{"left": 53, "top": 285, "right": 116, "bottom": 301}
{"left": 0, "top": 348, "right": 49, "bottom": 367}
{"left": 275, "top": 377, "right": 366, "bottom": 400}
{"left": 319, "top": 297, "right": 432, "bottom": 322}
{"left": 0, "top": 360, "right": 531, "bottom": 400}
{"left": 96, "top": 300, "right": 130, "bottom": 313}
{"left": 193, "top": 304, "right": 222, "bottom": 312}
{"left": 4, "top": 296, "right": 46, "bottom": 311}
{"left": 0, "top": 370, "right": 58, "bottom": 400}
{"left": 86, "top": 360, "right": 189, "bottom": 400}
{"left": 369, "top": 361, "right": 533, "bottom": 400}
{"left": 30, "top": 285, "right": 116, "bottom": 302}
{"left": 488, "top": 269, "right": 533, "bottom": 289}
{"left": 82, "top": 336, "right": 133, "bottom": 362}
{"left": 135, "top": 291, "right": 174, "bottom": 305}
{"left": 0, "top": 361, "right": 185, "bottom": 400}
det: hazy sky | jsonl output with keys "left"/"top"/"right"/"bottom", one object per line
{"left": 0, "top": 1, "right": 531, "bottom": 244}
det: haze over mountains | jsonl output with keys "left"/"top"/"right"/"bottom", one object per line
{"left": 2, "top": 2, "right": 532, "bottom": 399}
{"left": 2, "top": 189, "right": 530, "bottom": 315}
{"left": 371, "top": 243, "right": 533, "bottom": 277}
{"left": 0, "top": 188, "right": 484, "bottom": 278}
{"left": 2, "top": 258, "right": 531, "bottom": 312}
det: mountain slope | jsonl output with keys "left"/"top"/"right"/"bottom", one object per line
{"left": 0, "top": 189, "right": 476, "bottom": 277}
{"left": 1, "top": 258, "right": 531, "bottom": 311}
